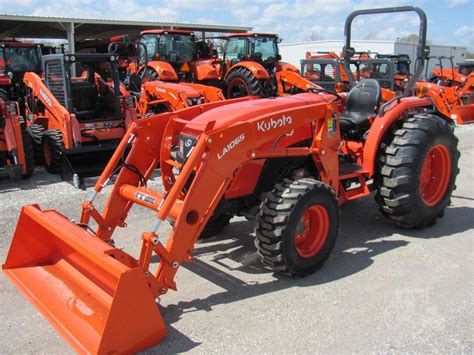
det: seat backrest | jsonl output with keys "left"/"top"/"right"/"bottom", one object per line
{"left": 71, "top": 81, "right": 98, "bottom": 114}
{"left": 346, "top": 79, "right": 382, "bottom": 113}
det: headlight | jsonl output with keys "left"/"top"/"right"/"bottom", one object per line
{"left": 177, "top": 133, "right": 197, "bottom": 163}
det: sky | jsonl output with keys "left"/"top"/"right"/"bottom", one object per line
{"left": 0, "top": 0, "right": 473, "bottom": 50}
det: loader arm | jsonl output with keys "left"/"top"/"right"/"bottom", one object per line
{"left": 275, "top": 69, "right": 323, "bottom": 95}
{"left": 23, "top": 72, "right": 79, "bottom": 148}
{"left": 82, "top": 94, "right": 339, "bottom": 295}
{"left": 23, "top": 72, "right": 70, "bottom": 123}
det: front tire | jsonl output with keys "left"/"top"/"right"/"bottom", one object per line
{"left": 375, "top": 114, "right": 459, "bottom": 228}
{"left": 27, "top": 124, "right": 45, "bottom": 164}
{"left": 20, "top": 128, "right": 35, "bottom": 178}
{"left": 42, "top": 129, "right": 64, "bottom": 174}
{"left": 255, "top": 178, "right": 340, "bottom": 277}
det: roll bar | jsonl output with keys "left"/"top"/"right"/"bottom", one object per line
{"left": 342, "top": 6, "right": 429, "bottom": 96}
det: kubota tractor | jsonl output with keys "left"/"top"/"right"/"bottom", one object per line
{"left": 105, "top": 34, "right": 226, "bottom": 118}
{"left": 302, "top": 51, "right": 411, "bottom": 94}
{"left": 23, "top": 53, "right": 138, "bottom": 187}
{"left": 221, "top": 32, "right": 302, "bottom": 98}
{"left": 2, "top": 6, "right": 461, "bottom": 353}
{"left": 0, "top": 41, "right": 47, "bottom": 116}
{"left": 0, "top": 98, "right": 34, "bottom": 180}
{"left": 413, "top": 56, "right": 474, "bottom": 124}
{"left": 138, "top": 29, "right": 220, "bottom": 85}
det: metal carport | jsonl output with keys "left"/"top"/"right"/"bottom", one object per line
{"left": 0, "top": 14, "right": 251, "bottom": 52}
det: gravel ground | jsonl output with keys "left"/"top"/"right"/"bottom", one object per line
{"left": 0, "top": 124, "right": 473, "bottom": 354}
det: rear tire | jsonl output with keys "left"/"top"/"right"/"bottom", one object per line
{"left": 42, "top": 129, "right": 64, "bottom": 174}
{"left": 224, "top": 68, "right": 273, "bottom": 98}
{"left": 27, "top": 124, "right": 45, "bottom": 164}
{"left": 255, "top": 178, "right": 339, "bottom": 277}
{"left": 20, "top": 128, "right": 35, "bottom": 178}
{"left": 375, "top": 114, "right": 459, "bottom": 228}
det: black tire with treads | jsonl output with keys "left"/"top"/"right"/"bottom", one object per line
{"left": 42, "top": 129, "right": 64, "bottom": 174}
{"left": 20, "top": 128, "right": 35, "bottom": 178}
{"left": 224, "top": 67, "right": 273, "bottom": 98}
{"left": 27, "top": 124, "right": 45, "bottom": 164}
{"left": 255, "top": 178, "right": 339, "bottom": 277}
{"left": 375, "top": 114, "right": 459, "bottom": 228}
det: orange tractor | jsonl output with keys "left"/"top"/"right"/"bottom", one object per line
{"left": 0, "top": 41, "right": 52, "bottom": 117}
{"left": 3, "top": 6, "right": 461, "bottom": 353}
{"left": 137, "top": 80, "right": 224, "bottom": 117}
{"left": 220, "top": 32, "right": 305, "bottom": 98}
{"left": 138, "top": 29, "right": 220, "bottom": 85}
{"left": 302, "top": 51, "right": 411, "bottom": 94}
{"left": 105, "top": 33, "right": 226, "bottom": 117}
{"left": 23, "top": 53, "right": 138, "bottom": 187}
{"left": 0, "top": 98, "right": 34, "bottom": 180}
{"left": 415, "top": 58, "right": 474, "bottom": 124}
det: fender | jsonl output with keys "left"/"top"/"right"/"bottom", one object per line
{"left": 275, "top": 61, "right": 300, "bottom": 73}
{"left": 191, "top": 61, "right": 219, "bottom": 81}
{"left": 144, "top": 60, "right": 178, "bottom": 82}
{"left": 363, "top": 96, "right": 433, "bottom": 176}
{"left": 224, "top": 61, "right": 270, "bottom": 80}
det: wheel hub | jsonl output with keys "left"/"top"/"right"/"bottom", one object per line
{"left": 295, "top": 205, "right": 329, "bottom": 258}
{"left": 420, "top": 144, "right": 451, "bottom": 206}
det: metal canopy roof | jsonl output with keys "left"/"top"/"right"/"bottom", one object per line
{"left": 0, "top": 14, "right": 251, "bottom": 41}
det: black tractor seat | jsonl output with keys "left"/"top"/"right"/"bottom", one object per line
{"left": 340, "top": 79, "right": 382, "bottom": 139}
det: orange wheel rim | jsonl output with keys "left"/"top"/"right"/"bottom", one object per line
{"left": 420, "top": 144, "right": 451, "bottom": 206}
{"left": 295, "top": 205, "right": 329, "bottom": 258}
{"left": 43, "top": 141, "right": 52, "bottom": 166}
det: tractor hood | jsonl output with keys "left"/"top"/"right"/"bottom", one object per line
{"left": 182, "top": 93, "right": 329, "bottom": 134}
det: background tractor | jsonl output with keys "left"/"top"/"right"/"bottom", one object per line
{"left": 221, "top": 32, "right": 301, "bottom": 98}
{"left": 138, "top": 29, "right": 220, "bottom": 85}
{"left": 23, "top": 52, "right": 138, "bottom": 187}
{"left": 0, "top": 98, "right": 34, "bottom": 180}
{"left": 0, "top": 41, "right": 53, "bottom": 116}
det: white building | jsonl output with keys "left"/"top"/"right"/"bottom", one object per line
{"left": 279, "top": 40, "right": 467, "bottom": 74}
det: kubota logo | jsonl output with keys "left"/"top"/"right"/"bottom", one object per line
{"left": 257, "top": 115, "right": 292, "bottom": 132}
{"left": 217, "top": 133, "right": 245, "bottom": 160}
{"left": 40, "top": 89, "right": 52, "bottom": 108}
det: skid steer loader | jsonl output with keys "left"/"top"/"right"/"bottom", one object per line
{"left": 3, "top": 6, "right": 461, "bottom": 353}
{"left": 23, "top": 53, "right": 138, "bottom": 187}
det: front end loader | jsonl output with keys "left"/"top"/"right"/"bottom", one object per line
{"left": 0, "top": 99, "right": 34, "bottom": 180}
{"left": 23, "top": 53, "right": 138, "bottom": 187}
{"left": 2, "top": 6, "right": 461, "bottom": 354}
{"left": 137, "top": 79, "right": 225, "bottom": 117}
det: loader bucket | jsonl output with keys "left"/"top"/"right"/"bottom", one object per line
{"left": 61, "top": 142, "right": 119, "bottom": 188}
{"left": 3, "top": 205, "right": 167, "bottom": 354}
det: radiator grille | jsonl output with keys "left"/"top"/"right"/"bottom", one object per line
{"left": 45, "top": 60, "right": 66, "bottom": 107}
